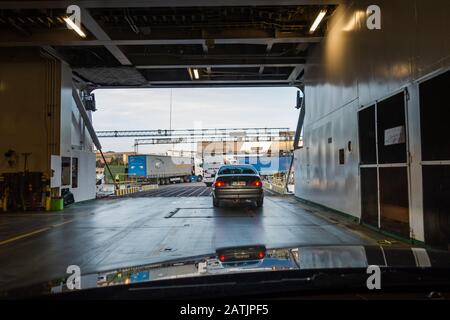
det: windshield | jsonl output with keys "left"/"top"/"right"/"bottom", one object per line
{"left": 1, "top": 0, "right": 450, "bottom": 306}
{"left": 218, "top": 166, "right": 257, "bottom": 175}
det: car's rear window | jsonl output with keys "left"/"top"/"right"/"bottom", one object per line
{"left": 218, "top": 166, "right": 257, "bottom": 175}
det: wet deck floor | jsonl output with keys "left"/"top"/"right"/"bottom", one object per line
{"left": 0, "top": 184, "right": 387, "bottom": 290}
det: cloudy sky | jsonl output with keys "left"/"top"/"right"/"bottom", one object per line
{"left": 93, "top": 87, "right": 299, "bottom": 153}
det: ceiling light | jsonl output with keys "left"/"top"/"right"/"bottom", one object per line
{"left": 193, "top": 68, "right": 200, "bottom": 79}
{"left": 309, "top": 9, "right": 327, "bottom": 33}
{"left": 63, "top": 16, "right": 86, "bottom": 38}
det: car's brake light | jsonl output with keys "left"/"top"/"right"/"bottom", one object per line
{"left": 257, "top": 251, "right": 265, "bottom": 259}
{"left": 219, "top": 252, "right": 264, "bottom": 262}
{"left": 249, "top": 179, "right": 262, "bottom": 187}
{"left": 214, "top": 180, "right": 225, "bottom": 188}
{"left": 216, "top": 245, "right": 266, "bottom": 263}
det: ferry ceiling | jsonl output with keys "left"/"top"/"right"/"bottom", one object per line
{"left": 0, "top": 0, "right": 338, "bottom": 90}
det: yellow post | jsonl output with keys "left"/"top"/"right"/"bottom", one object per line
{"left": 45, "top": 186, "right": 52, "bottom": 211}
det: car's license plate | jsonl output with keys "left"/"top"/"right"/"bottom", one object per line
{"left": 232, "top": 181, "right": 246, "bottom": 186}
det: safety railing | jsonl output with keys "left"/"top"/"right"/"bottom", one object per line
{"left": 262, "top": 172, "right": 294, "bottom": 195}
{"left": 113, "top": 173, "right": 158, "bottom": 196}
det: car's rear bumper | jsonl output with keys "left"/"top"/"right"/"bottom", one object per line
{"left": 213, "top": 188, "right": 263, "bottom": 200}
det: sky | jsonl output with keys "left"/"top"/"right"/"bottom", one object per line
{"left": 92, "top": 87, "right": 299, "bottom": 153}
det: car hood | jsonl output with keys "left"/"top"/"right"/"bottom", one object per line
{"left": 4, "top": 244, "right": 450, "bottom": 298}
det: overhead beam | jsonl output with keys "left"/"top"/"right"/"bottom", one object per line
{"left": 102, "top": 45, "right": 131, "bottom": 65}
{"left": 0, "top": 37, "right": 323, "bottom": 47}
{"left": 0, "top": 1, "right": 340, "bottom": 9}
{"left": 287, "top": 65, "right": 304, "bottom": 82}
{"left": 131, "top": 56, "right": 306, "bottom": 66}
{"left": 80, "top": 8, "right": 131, "bottom": 65}
{"left": 294, "top": 43, "right": 309, "bottom": 53}
{"left": 98, "top": 127, "right": 290, "bottom": 138}
{"left": 134, "top": 136, "right": 294, "bottom": 145}
{"left": 147, "top": 79, "right": 301, "bottom": 84}
{"left": 89, "top": 82, "right": 302, "bottom": 89}
{"left": 136, "top": 63, "right": 303, "bottom": 69}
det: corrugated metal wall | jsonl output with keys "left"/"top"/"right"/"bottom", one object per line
{"left": 0, "top": 48, "right": 60, "bottom": 175}
{"left": 0, "top": 48, "right": 96, "bottom": 203}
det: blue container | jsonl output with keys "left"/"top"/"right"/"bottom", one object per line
{"left": 238, "top": 156, "right": 291, "bottom": 175}
{"left": 128, "top": 155, "right": 147, "bottom": 177}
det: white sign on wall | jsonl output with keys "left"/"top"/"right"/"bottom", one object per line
{"left": 384, "top": 125, "right": 405, "bottom": 146}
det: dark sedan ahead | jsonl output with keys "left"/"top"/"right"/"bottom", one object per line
{"left": 212, "top": 164, "right": 264, "bottom": 208}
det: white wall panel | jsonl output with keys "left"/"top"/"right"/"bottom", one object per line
{"left": 70, "top": 150, "right": 96, "bottom": 202}
{"left": 60, "top": 63, "right": 72, "bottom": 158}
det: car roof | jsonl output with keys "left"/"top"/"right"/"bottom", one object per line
{"left": 219, "top": 164, "right": 255, "bottom": 168}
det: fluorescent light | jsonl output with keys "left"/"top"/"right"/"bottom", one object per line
{"left": 193, "top": 68, "right": 200, "bottom": 79}
{"left": 309, "top": 9, "right": 327, "bottom": 33}
{"left": 63, "top": 16, "right": 86, "bottom": 38}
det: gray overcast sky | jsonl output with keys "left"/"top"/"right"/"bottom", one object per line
{"left": 93, "top": 87, "right": 299, "bottom": 153}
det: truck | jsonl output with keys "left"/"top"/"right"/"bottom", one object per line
{"left": 202, "top": 161, "right": 223, "bottom": 187}
{"left": 128, "top": 154, "right": 194, "bottom": 185}
{"left": 193, "top": 158, "right": 204, "bottom": 182}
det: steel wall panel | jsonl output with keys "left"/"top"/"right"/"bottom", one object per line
{"left": 295, "top": 0, "right": 450, "bottom": 242}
